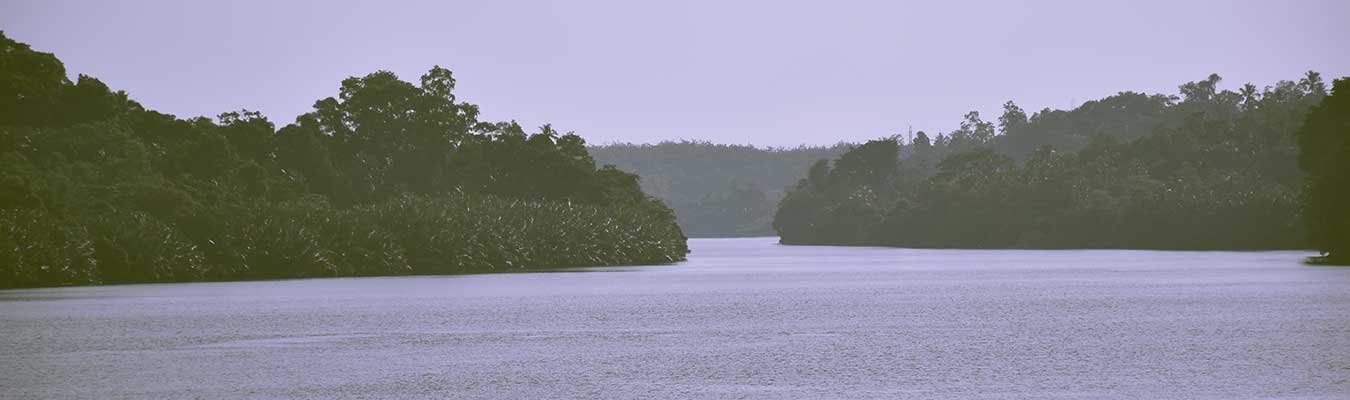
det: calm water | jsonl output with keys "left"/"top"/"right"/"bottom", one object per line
{"left": 2, "top": 238, "right": 1348, "bottom": 399}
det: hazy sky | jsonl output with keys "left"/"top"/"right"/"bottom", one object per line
{"left": 4, "top": 0, "right": 1348, "bottom": 146}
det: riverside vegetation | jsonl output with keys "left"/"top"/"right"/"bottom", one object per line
{"left": 0, "top": 32, "right": 687, "bottom": 289}
{"left": 774, "top": 72, "right": 1347, "bottom": 261}
{"left": 1297, "top": 78, "right": 1350, "bottom": 263}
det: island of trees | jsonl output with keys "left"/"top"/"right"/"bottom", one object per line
{"left": 775, "top": 72, "right": 1347, "bottom": 262}
{"left": 0, "top": 32, "right": 687, "bottom": 289}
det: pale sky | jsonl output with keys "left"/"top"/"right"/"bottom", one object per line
{"left": 4, "top": 0, "right": 1347, "bottom": 146}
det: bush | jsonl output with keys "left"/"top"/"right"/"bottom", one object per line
{"left": 84, "top": 210, "right": 205, "bottom": 283}
{"left": 0, "top": 209, "right": 99, "bottom": 288}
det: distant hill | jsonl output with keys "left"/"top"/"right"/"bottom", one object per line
{"left": 590, "top": 141, "right": 849, "bottom": 237}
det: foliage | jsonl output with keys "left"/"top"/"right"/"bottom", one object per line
{"left": 1296, "top": 78, "right": 1350, "bottom": 263}
{"left": 0, "top": 209, "right": 99, "bottom": 288}
{"left": 0, "top": 32, "right": 685, "bottom": 289}
{"left": 776, "top": 73, "right": 1328, "bottom": 249}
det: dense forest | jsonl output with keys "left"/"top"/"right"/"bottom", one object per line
{"left": 1297, "top": 79, "right": 1350, "bottom": 263}
{"left": 590, "top": 142, "right": 847, "bottom": 236}
{"left": 0, "top": 32, "right": 687, "bottom": 289}
{"left": 775, "top": 72, "right": 1343, "bottom": 255}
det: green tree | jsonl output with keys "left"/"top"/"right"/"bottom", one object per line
{"left": 776, "top": 71, "right": 1328, "bottom": 251}
{"left": 0, "top": 32, "right": 687, "bottom": 288}
{"left": 1296, "top": 78, "right": 1350, "bottom": 262}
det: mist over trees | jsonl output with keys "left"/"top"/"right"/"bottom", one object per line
{"left": 775, "top": 72, "right": 1333, "bottom": 250}
{"left": 0, "top": 32, "right": 686, "bottom": 289}
{"left": 590, "top": 141, "right": 848, "bottom": 236}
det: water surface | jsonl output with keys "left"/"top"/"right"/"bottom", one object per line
{"left": 2, "top": 238, "right": 1348, "bottom": 399}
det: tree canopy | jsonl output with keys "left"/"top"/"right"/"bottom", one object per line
{"left": 0, "top": 31, "right": 686, "bottom": 289}
{"left": 1296, "top": 77, "right": 1350, "bottom": 263}
{"left": 775, "top": 72, "right": 1331, "bottom": 250}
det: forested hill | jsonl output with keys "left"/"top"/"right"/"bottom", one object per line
{"left": 0, "top": 32, "right": 687, "bottom": 289}
{"left": 775, "top": 72, "right": 1340, "bottom": 252}
{"left": 590, "top": 141, "right": 848, "bottom": 237}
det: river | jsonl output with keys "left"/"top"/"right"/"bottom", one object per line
{"left": 2, "top": 237, "right": 1348, "bottom": 399}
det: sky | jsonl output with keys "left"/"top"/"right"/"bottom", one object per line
{"left": 3, "top": 0, "right": 1348, "bottom": 147}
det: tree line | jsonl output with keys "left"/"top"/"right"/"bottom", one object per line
{"left": 0, "top": 32, "right": 687, "bottom": 289}
{"left": 775, "top": 72, "right": 1344, "bottom": 258}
